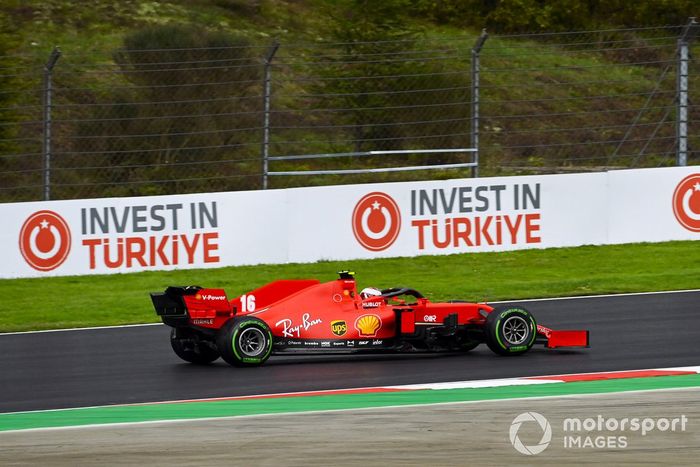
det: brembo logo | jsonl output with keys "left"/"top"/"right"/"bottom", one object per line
{"left": 19, "top": 210, "right": 72, "bottom": 272}
{"left": 352, "top": 192, "right": 401, "bottom": 251}
{"left": 673, "top": 174, "right": 700, "bottom": 232}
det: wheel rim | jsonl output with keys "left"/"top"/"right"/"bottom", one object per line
{"left": 502, "top": 315, "right": 529, "bottom": 345}
{"left": 238, "top": 327, "right": 266, "bottom": 357}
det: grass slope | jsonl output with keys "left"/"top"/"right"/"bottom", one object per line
{"left": 2, "top": 1, "right": 695, "bottom": 201}
{"left": 0, "top": 240, "right": 698, "bottom": 332}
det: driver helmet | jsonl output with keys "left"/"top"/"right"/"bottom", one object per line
{"left": 360, "top": 287, "right": 383, "bottom": 308}
{"left": 360, "top": 287, "right": 382, "bottom": 299}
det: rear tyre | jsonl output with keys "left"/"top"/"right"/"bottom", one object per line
{"left": 217, "top": 317, "right": 273, "bottom": 367}
{"left": 170, "top": 328, "right": 220, "bottom": 364}
{"left": 485, "top": 306, "right": 536, "bottom": 356}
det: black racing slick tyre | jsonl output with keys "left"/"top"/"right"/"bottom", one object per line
{"left": 485, "top": 306, "right": 537, "bottom": 356}
{"left": 216, "top": 317, "right": 273, "bottom": 367}
{"left": 170, "top": 328, "right": 220, "bottom": 364}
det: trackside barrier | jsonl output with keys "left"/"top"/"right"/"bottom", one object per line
{"left": 265, "top": 148, "right": 477, "bottom": 178}
{"left": 1, "top": 166, "right": 699, "bottom": 278}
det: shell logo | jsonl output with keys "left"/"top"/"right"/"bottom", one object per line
{"left": 355, "top": 314, "right": 382, "bottom": 337}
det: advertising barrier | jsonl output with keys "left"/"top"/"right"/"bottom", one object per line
{"left": 1, "top": 166, "right": 698, "bottom": 278}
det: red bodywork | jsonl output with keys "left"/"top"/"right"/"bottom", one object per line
{"left": 177, "top": 277, "right": 588, "bottom": 349}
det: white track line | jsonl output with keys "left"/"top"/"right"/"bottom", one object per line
{"left": 2, "top": 288, "right": 699, "bottom": 337}
{"left": 0, "top": 322, "right": 163, "bottom": 336}
{"left": 489, "top": 288, "right": 700, "bottom": 304}
{"left": 385, "top": 365, "right": 700, "bottom": 390}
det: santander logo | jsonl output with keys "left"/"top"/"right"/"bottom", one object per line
{"left": 672, "top": 174, "right": 700, "bottom": 232}
{"left": 19, "top": 210, "right": 72, "bottom": 271}
{"left": 352, "top": 192, "right": 401, "bottom": 251}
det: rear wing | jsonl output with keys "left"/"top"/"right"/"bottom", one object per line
{"left": 150, "top": 286, "right": 200, "bottom": 319}
{"left": 151, "top": 286, "right": 231, "bottom": 327}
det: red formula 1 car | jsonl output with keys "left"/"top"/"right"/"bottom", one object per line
{"left": 150, "top": 272, "right": 589, "bottom": 367}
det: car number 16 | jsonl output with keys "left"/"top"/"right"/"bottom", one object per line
{"left": 240, "top": 294, "right": 256, "bottom": 312}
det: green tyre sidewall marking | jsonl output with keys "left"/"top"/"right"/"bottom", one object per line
{"left": 232, "top": 320, "right": 271, "bottom": 364}
{"left": 495, "top": 308, "right": 536, "bottom": 352}
{"left": 231, "top": 326, "right": 243, "bottom": 362}
{"left": 263, "top": 328, "right": 273, "bottom": 360}
{"left": 527, "top": 314, "right": 536, "bottom": 347}
{"left": 495, "top": 318, "right": 505, "bottom": 349}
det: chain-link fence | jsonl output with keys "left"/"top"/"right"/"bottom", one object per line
{"left": 0, "top": 22, "right": 698, "bottom": 202}
{"left": 480, "top": 23, "right": 698, "bottom": 174}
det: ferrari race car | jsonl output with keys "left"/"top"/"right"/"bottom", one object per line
{"left": 150, "top": 272, "right": 589, "bottom": 367}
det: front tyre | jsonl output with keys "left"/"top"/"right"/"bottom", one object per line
{"left": 217, "top": 317, "right": 273, "bottom": 367}
{"left": 170, "top": 328, "right": 220, "bottom": 364}
{"left": 485, "top": 306, "right": 536, "bottom": 356}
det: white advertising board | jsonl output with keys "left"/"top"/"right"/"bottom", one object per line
{"left": 1, "top": 166, "right": 698, "bottom": 278}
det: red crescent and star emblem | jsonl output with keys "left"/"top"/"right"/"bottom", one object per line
{"left": 352, "top": 192, "right": 401, "bottom": 251}
{"left": 19, "top": 210, "right": 72, "bottom": 271}
{"left": 672, "top": 174, "right": 700, "bottom": 232}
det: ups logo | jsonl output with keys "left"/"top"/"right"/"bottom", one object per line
{"left": 331, "top": 320, "right": 347, "bottom": 336}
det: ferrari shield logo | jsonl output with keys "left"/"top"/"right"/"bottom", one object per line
{"left": 331, "top": 320, "right": 347, "bottom": 336}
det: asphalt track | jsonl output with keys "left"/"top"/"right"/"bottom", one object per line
{"left": 1, "top": 291, "right": 698, "bottom": 413}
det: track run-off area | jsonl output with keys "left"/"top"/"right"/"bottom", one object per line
{"left": 0, "top": 290, "right": 699, "bottom": 432}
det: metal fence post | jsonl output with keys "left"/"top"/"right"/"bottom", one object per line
{"left": 261, "top": 41, "right": 279, "bottom": 189}
{"left": 677, "top": 18, "right": 698, "bottom": 167}
{"left": 42, "top": 46, "right": 61, "bottom": 201}
{"left": 470, "top": 30, "right": 488, "bottom": 178}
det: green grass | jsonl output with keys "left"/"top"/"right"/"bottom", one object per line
{"left": 0, "top": 240, "right": 698, "bottom": 332}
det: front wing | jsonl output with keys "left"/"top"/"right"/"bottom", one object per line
{"left": 536, "top": 324, "right": 589, "bottom": 348}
